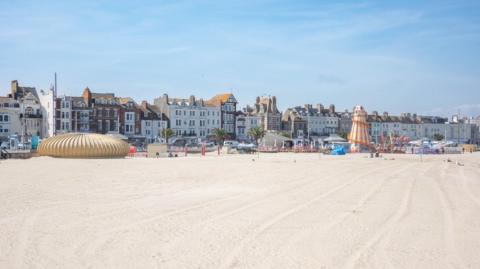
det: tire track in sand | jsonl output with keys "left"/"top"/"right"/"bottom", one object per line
{"left": 342, "top": 162, "right": 435, "bottom": 269}
{"left": 76, "top": 163, "right": 358, "bottom": 264}
{"left": 360, "top": 162, "right": 437, "bottom": 269}
{"left": 217, "top": 161, "right": 403, "bottom": 269}
{"left": 305, "top": 161, "right": 417, "bottom": 267}
{"left": 459, "top": 166, "right": 480, "bottom": 209}
{"left": 432, "top": 162, "right": 466, "bottom": 268}
{"left": 11, "top": 208, "right": 45, "bottom": 268}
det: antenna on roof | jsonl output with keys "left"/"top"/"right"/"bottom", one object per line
{"left": 53, "top": 72, "right": 58, "bottom": 136}
{"left": 54, "top": 72, "right": 57, "bottom": 97}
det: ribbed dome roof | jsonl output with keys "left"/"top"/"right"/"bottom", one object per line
{"left": 38, "top": 133, "right": 130, "bottom": 158}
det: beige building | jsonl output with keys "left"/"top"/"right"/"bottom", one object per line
{"left": 243, "top": 96, "right": 282, "bottom": 131}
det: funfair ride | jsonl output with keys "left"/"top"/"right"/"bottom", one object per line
{"left": 348, "top": 105, "right": 371, "bottom": 153}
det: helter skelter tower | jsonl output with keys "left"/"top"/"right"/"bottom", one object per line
{"left": 348, "top": 105, "right": 371, "bottom": 152}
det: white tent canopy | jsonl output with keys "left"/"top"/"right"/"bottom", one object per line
{"left": 322, "top": 134, "right": 347, "bottom": 143}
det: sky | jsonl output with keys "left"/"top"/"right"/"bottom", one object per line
{"left": 0, "top": 0, "right": 479, "bottom": 117}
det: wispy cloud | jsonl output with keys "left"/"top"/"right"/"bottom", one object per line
{"left": 0, "top": 0, "right": 479, "bottom": 114}
{"left": 423, "top": 104, "right": 480, "bottom": 118}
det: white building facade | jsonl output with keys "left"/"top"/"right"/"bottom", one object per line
{"left": 235, "top": 113, "right": 262, "bottom": 141}
{"left": 154, "top": 94, "right": 221, "bottom": 139}
{"left": 368, "top": 112, "right": 476, "bottom": 144}
{"left": 57, "top": 96, "right": 72, "bottom": 134}
{"left": 0, "top": 97, "right": 21, "bottom": 139}
{"left": 141, "top": 119, "right": 167, "bottom": 143}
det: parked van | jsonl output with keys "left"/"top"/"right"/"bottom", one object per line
{"left": 223, "top": 140, "right": 239, "bottom": 148}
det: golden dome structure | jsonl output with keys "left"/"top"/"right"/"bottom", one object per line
{"left": 38, "top": 133, "right": 130, "bottom": 158}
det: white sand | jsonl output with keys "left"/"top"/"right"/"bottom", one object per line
{"left": 1, "top": 153, "right": 480, "bottom": 269}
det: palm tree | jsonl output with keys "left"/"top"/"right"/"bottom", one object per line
{"left": 248, "top": 126, "right": 266, "bottom": 145}
{"left": 160, "top": 128, "right": 174, "bottom": 144}
{"left": 338, "top": 131, "right": 349, "bottom": 140}
{"left": 433, "top": 133, "right": 444, "bottom": 141}
{"left": 280, "top": 131, "right": 291, "bottom": 138}
{"left": 212, "top": 128, "right": 228, "bottom": 145}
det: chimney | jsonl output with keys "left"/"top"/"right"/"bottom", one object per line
{"left": 272, "top": 96, "right": 277, "bottom": 111}
{"left": 11, "top": 80, "right": 19, "bottom": 99}
{"left": 316, "top": 103, "right": 324, "bottom": 112}
{"left": 189, "top": 95, "right": 195, "bottom": 105}
{"left": 141, "top": 101, "right": 148, "bottom": 109}
{"left": 329, "top": 104, "right": 335, "bottom": 113}
{"left": 383, "top": 111, "right": 389, "bottom": 118}
{"left": 82, "top": 87, "right": 92, "bottom": 107}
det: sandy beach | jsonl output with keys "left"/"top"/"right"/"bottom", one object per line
{"left": 1, "top": 153, "right": 480, "bottom": 269}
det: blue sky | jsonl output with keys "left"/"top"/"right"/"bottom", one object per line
{"left": 0, "top": 0, "right": 479, "bottom": 116}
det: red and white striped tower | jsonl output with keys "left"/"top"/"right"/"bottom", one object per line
{"left": 348, "top": 105, "right": 370, "bottom": 153}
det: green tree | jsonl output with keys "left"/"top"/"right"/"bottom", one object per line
{"left": 433, "top": 133, "right": 444, "bottom": 141}
{"left": 161, "top": 128, "right": 174, "bottom": 144}
{"left": 248, "top": 126, "right": 266, "bottom": 145}
{"left": 212, "top": 128, "right": 228, "bottom": 145}
{"left": 280, "top": 131, "right": 291, "bottom": 138}
{"left": 338, "top": 132, "right": 349, "bottom": 140}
